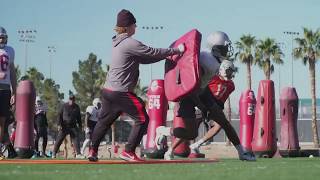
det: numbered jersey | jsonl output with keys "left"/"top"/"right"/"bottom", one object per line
{"left": 207, "top": 75, "right": 235, "bottom": 103}
{"left": 86, "top": 105, "right": 100, "bottom": 122}
{"left": 0, "top": 46, "right": 14, "bottom": 85}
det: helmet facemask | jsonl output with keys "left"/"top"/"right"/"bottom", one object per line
{"left": 211, "top": 43, "right": 233, "bottom": 60}
{"left": 219, "top": 60, "right": 235, "bottom": 80}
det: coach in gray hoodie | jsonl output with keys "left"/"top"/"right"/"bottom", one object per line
{"left": 88, "top": 9, "right": 185, "bottom": 162}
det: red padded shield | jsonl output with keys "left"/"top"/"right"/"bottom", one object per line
{"left": 164, "top": 29, "right": 201, "bottom": 102}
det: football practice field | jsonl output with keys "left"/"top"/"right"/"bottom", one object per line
{"left": 1, "top": 158, "right": 319, "bottom": 180}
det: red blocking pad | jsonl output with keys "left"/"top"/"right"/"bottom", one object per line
{"left": 164, "top": 29, "right": 201, "bottom": 102}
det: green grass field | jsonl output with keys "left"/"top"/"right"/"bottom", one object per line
{"left": 1, "top": 158, "right": 320, "bottom": 180}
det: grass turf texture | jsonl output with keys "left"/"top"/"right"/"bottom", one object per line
{"left": 1, "top": 158, "right": 320, "bottom": 180}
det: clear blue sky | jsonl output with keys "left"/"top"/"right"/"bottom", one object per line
{"left": 2, "top": 0, "right": 320, "bottom": 109}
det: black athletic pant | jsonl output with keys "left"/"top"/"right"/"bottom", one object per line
{"left": 175, "top": 91, "right": 241, "bottom": 146}
{"left": 91, "top": 89, "right": 149, "bottom": 153}
{"left": 34, "top": 128, "right": 48, "bottom": 153}
{"left": 199, "top": 89, "right": 241, "bottom": 146}
{"left": 53, "top": 127, "right": 81, "bottom": 154}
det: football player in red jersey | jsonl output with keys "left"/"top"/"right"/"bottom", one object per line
{"left": 189, "top": 60, "right": 239, "bottom": 155}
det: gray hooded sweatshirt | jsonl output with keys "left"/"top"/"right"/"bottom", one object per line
{"left": 105, "top": 33, "right": 180, "bottom": 92}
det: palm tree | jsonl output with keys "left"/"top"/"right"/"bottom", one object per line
{"left": 26, "top": 67, "right": 45, "bottom": 95}
{"left": 235, "top": 34, "right": 257, "bottom": 90}
{"left": 15, "top": 65, "right": 22, "bottom": 82}
{"left": 293, "top": 27, "right": 320, "bottom": 147}
{"left": 255, "top": 38, "right": 284, "bottom": 79}
{"left": 134, "top": 79, "right": 148, "bottom": 101}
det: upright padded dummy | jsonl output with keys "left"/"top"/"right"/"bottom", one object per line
{"left": 144, "top": 80, "right": 168, "bottom": 158}
{"left": 14, "top": 80, "right": 36, "bottom": 158}
{"left": 239, "top": 89, "right": 256, "bottom": 151}
{"left": 279, "top": 87, "right": 300, "bottom": 157}
{"left": 252, "top": 80, "right": 277, "bottom": 158}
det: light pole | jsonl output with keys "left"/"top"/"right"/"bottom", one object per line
{"left": 276, "top": 42, "right": 285, "bottom": 119}
{"left": 48, "top": 46, "right": 56, "bottom": 79}
{"left": 283, "top": 31, "right": 299, "bottom": 87}
{"left": 141, "top": 26, "right": 164, "bottom": 81}
{"left": 18, "top": 29, "right": 37, "bottom": 75}
{"left": 276, "top": 42, "right": 285, "bottom": 95}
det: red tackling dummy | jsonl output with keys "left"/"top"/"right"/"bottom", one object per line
{"left": 164, "top": 29, "right": 201, "bottom": 102}
{"left": 14, "top": 80, "right": 36, "bottom": 158}
{"left": 279, "top": 87, "right": 300, "bottom": 157}
{"left": 251, "top": 80, "right": 277, "bottom": 158}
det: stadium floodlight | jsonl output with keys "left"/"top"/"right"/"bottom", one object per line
{"left": 283, "top": 31, "right": 300, "bottom": 87}
{"left": 48, "top": 46, "right": 56, "bottom": 79}
{"left": 18, "top": 29, "right": 37, "bottom": 75}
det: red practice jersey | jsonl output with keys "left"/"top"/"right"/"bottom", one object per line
{"left": 207, "top": 75, "right": 235, "bottom": 103}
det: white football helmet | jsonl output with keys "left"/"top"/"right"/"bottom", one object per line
{"left": 92, "top": 98, "right": 102, "bottom": 109}
{"left": 0, "top": 27, "right": 8, "bottom": 49}
{"left": 219, "top": 60, "right": 235, "bottom": 79}
{"left": 207, "top": 31, "right": 233, "bottom": 59}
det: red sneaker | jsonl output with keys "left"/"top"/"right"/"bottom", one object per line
{"left": 119, "top": 151, "right": 144, "bottom": 162}
{"left": 88, "top": 149, "right": 98, "bottom": 162}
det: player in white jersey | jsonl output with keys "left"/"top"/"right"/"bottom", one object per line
{"left": 81, "top": 98, "right": 102, "bottom": 155}
{"left": 155, "top": 31, "right": 255, "bottom": 161}
{"left": 0, "top": 27, "right": 17, "bottom": 160}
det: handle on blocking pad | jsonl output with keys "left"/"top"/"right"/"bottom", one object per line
{"left": 176, "top": 68, "right": 181, "bottom": 84}
{"left": 260, "top": 128, "right": 264, "bottom": 137}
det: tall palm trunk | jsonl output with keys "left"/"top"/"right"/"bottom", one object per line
{"left": 246, "top": 62, "right": 252, "bottom": 90}
{"left": 266, "top": 60, "right": 271, "bottom": 80}
{"left": 309, "top": 61, "right": 319, "bottom": 147}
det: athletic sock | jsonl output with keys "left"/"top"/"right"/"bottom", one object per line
{"left": 190, "top": 138, "right": 205, "bottom": 149}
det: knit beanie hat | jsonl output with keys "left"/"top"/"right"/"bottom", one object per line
{"left": 116, "top": 9, "right": 136, "bottom": 27}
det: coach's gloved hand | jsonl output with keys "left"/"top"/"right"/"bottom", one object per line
{"left": 177, "top": 43, "right": 185, "bottom": 54}
{"left": 166, "top": 43, "right": 185, "bottom": 62}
